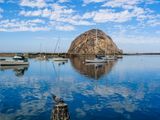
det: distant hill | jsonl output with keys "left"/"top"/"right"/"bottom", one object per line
{"left": 68, "top": 29, "right": 122, "bottom": 55}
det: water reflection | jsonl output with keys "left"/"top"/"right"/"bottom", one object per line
{"left": 70, "top": 56, "right": 117, "bottom": 80}
{"left": 0, "top": 65, "right": 29, "bottom": 76}
{"left": 0, "top": 56, "right": 160, "bottom": 120}
{"left": 54, "top": 61, "right": 68, "bottom": 66}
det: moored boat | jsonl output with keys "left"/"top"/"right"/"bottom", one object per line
{"left": 85, "top": 58, "right": 107, "bottom": 63}
{"left": 117, "top": 55, "right": 123, "bottom": 59}
{"left": 0, "top": 54, "right": 29, "bottom": 66}
{"left": 101, "top": 55, "right": 117, "bottom": 60}
{"left": 52, "top": 57, "right": 68, "bottom": 62}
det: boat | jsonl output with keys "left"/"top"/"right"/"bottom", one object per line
{"left": 0, "top": 54, "right": 29, "bottom": 66}
{"left": 117, "top": 55, "right": 123, "bottom": 59}
{"left": 51, "top": 37, "right": 68, "bottom": 62}
{"left": 85, "top": 62, "right": 105, "bottom": 66}
{"left": 85, "top": 58, "right": 107, "bottom": 63}
{"left": 35, "top": 44, "right": 48, "bottom": 61}
{"left": 101, "top": 55, "right": 117, "bottom": 60}
{"left": 85, "top": 28, "right": 107, "bottom": 63}
{"left": 52, "top": 57, "right": 68, "bottom": 61}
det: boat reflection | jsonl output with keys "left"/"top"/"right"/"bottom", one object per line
{"left": 53, "top": 61, "right": 68, "bottom": 66}
{"left": 70, "top": 56, "right": 117, "bottom": 80}
{"left": 0, "top": 65, "right": 29, "bottom": 76}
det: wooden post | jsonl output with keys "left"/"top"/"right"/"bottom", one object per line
{"left": 51, "top": 103, "right": 70, "bottom": 120}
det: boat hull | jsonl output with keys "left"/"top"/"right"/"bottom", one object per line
{"left": 52, "top": 58, "right": 68, "bottom": 62}
{"left": 0, "top": 61, "right": 29, "bottom": 66}
{"left": 102, "top": 56, "right": 117, "bottom": 60}
{"left": 85, "top": 59, "right": 107, "bottom": 63}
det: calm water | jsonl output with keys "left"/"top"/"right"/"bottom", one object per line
{"left": 0, "top": 56, "right": 160, "bottom": 120}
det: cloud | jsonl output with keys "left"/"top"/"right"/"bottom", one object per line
{"left": 19, "top": 3, "right": 75, "bottom": 19}
{"left": 58, "top": 0, "right": 70, "bottom": 3}
{"left": 92, "top": 7, "right": 145, "bottom": 23}
{"left": 55, "top": 25, "right": 75, "bottom": 31}
{"left": 146, "top": 16, "right": 160, "bottom": 26}
{"left": 83, "top": 0, "right": 105, "bottom": 5}
{"left": 20, "top": 0, "right": 47, "bottom": 8}
{"left": 0, "top": 0, "right": 4, "bottom": 3}
{"left": 102, "top": 0, "right": 142, "bottom": 9}
{"left": 19, "top": 10, "right": 42, "bottom": 17}
{"left": 0, "top": 19, "right": 49, "bottom": 32}
{"left": 19, "top": 3, "right": 94, "bottom": 27}
{"left": 0, "top": 0, "right": 159, "bottom": 33}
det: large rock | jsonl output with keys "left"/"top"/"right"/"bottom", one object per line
{"left": 68, "top": 29, "right": 122, "bottom": 55}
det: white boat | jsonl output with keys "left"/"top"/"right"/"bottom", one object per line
{"left": 85, "top": 58, "right": 107, "bottom": 63}
{"left": 117, "top": 55, "right": 123, "bottom": 59}
{"left": 0, "top": 60, "right": 29, "bottom": 66}
{"left": 101, "top": 55, "right": 117, "bottom": 60}
{"left": 0, "top": 55, "right": 29, "bottom": 66}
{"left": 35, "top": 56, "right": 47, "bottom": 61}
{"left": 85, "top": 62, "right": 105, "bottom": 66}
{"left": 52, "top": 57, "right": 68, "bottom": 62}
{"left": 13, "top": 55, "right": 22, "bottom": 60}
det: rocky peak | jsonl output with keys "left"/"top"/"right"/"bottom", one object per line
{"left": 68, "top": 29, "right": 122, "bottom": 55}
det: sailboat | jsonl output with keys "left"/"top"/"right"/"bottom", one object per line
{"left": 101, "top": 43, "right": 117, "bottom": 61}
{"left": 36, "top": 43, "right": 47, "bottom": 61}
{"left": 85, "top": 29, "right": 107, "bottom": 63}
{"left": 101, "top": 53, "right": 117, "bottom": 61}
{"left": 51, "top": 37, "right": 68, "bottom": 62}
{"left": 0, "top": 54, "right": 29, "bottom": 66}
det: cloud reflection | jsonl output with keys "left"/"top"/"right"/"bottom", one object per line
{"left": 0, "top": 57, "right": 160, "bottom": 120}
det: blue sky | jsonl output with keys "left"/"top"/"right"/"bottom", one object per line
{"left": 0, "top": 0, "right": 160, "bottom": 53}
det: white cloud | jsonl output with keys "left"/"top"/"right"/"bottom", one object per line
{"left": 20, "top": 0, "right": 47, "bottom": 8}
{"left": 41, "top": 8, "right": 51, "bottom": 17}
{"left": 19, "top": 3, "right": 94, "bottom": 26}
{"left": 19, "top": 3, "right": 75, "bottom": 19}
{"left": 146, "top": 0, "right": 160, "bottom": 4}
{"left": 0, "top": 0, "right": 4, "bottom": 3}
{"left": 20, "top": 10, "right": 42, "bottom": 17}
{"left": 0, "top": 19, "right": 49, "bottom": 32}
{"left": 83, "top": 0, "right": 105, "bottom": 5}
{"left": 1, "top": 0, "right": 159, "bottom": 33}
{"left": 147, "top": 19, "right": 160, "bottom": 26}
{"left": 102, "top": 0, "right": 142, "bottom": 9}
{"left": 55, "top": 25, "right": 75, "bottom": 31}
{"left": 93, "top": 7, "right": 145, "bottom": 23}
{"left": 82, "top": 12, "right": 96, "bottom": 19}
{"left": 58, "top": 0, "right": 70, "bottom": 3}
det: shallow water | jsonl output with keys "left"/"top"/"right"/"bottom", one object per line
{"left": 0, "top": 55, "right": 160, "bottom": 120}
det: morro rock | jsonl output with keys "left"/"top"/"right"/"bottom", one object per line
{"left": 68, "top": 29, "right": 122, "bottom": 55}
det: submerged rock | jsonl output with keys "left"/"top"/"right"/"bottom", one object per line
{"left": 68, "top": 29, "right": 122, "bottom": 55}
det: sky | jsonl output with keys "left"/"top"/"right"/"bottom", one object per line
{"left": 0, "top": 0, "right": 160, "bottom": 53}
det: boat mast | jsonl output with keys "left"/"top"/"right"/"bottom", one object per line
{"left": 58, "top": 36, "right": 60, "bottom": 56}
{"left": 40, "top": 43, "right": 42, "bottom": 58}
{"left": 95, "top": 24, "right": 98, "bottom": 56}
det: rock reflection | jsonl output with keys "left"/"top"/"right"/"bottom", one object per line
{"left": 51, "top": 94, "right": 70, "bottom": 120}
{"left": 70, "top": 56, "right": 117, "bottom": 80}
{"left": 0, "top": 65, "right": 29, "bottom": 76}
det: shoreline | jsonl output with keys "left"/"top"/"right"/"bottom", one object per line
{"left": 0, "top": 52, "right": 160, "bottom": 57}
